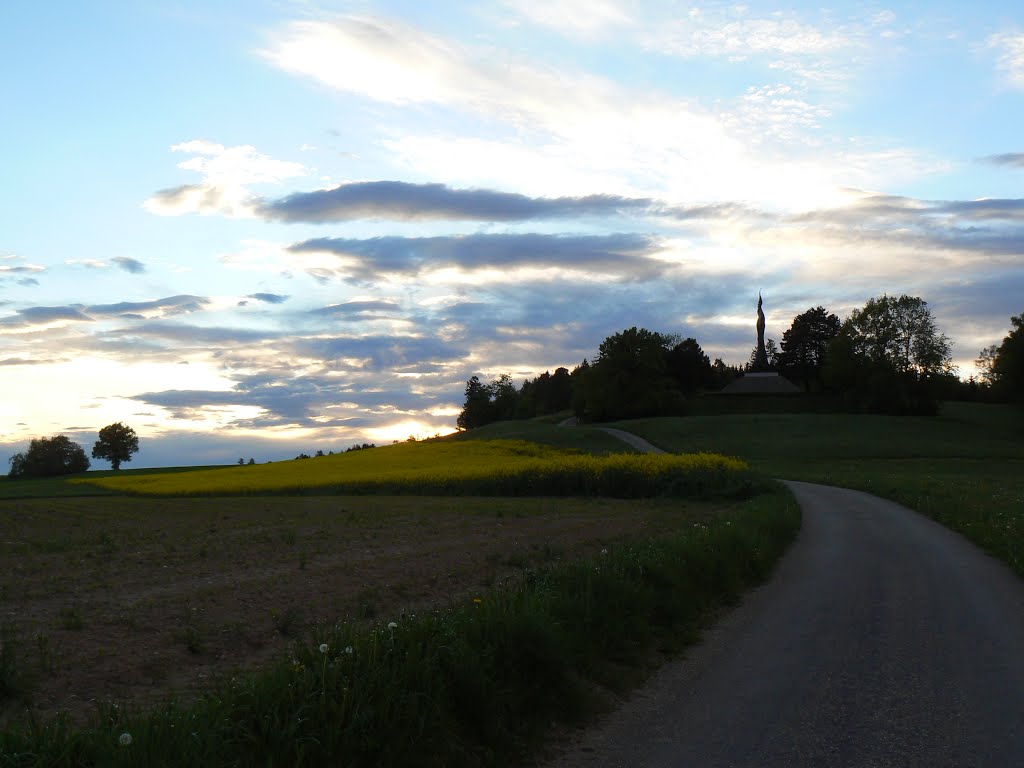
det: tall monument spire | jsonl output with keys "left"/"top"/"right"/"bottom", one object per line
{"left": 754, "top": 292, "right": 769, "bottom": 370}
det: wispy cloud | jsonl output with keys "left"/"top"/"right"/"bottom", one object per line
{"left": 113, "top": 257, "right": 147, "bottom": 274}
{"left": 501, "top": 0, "right": 634, "bottom": 39}
{"left": 647, "top": 10, "right": 852, "bottom": 60}
{"left": 144, "top": 140, "right": 307, "bottom": 218}
{"left": 247, "top": 293, "right": 289, "bottom": 304}
{"left": 988, "top": 31, "right": 1024, "bottom": 89}
{"left": 259, "top": 181, "right": 654, "bottom": 223}
{"left": 309, "top": 300, "right": 402, "bottom": 317}
{"left": 0, "top": 257, "right": 45, "bottom": 284}
{"left": 288, "top": 232, "right": 666, "bottom": 281}
{"left": 983, "top": 152, "right": 1024, "bottom": 167}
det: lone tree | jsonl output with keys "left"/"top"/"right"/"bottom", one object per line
{"left": 92, "top": 422, "right": 139, "bottom": 470}
{"left": 9, "top": 435, "right": 90, "bottom": 479}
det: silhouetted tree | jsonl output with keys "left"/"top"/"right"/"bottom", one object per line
{"left": 577, "top": 327, "right": 683, "bottom": 420}
{"left": 666, "top": 337, "right": 713, "bottom": 395}
{"left": 824, "top": 294, "right": 952, "bottom": 414}
{"left": 490, "top": 374, "right": 518, "bottom": 421}
{"left": 709, "top": 357, "right": 742, "bottom": 390}
{"left": 778, "top": 306, "right": 841, "bottom": 391}
{"left": 9, "top": 435, "right": 90, "bottom": 479}
{"left": 91, "top": 422, "right": 139, "bottom": 470}
{"left": 746, "top": 338, "right": 779, "bottom": 371}
{"left": 987, "top": 311, "right": 1024, "bottom": 402}
{"left": 457, "top": 375, "right": 494, "bottom": 430}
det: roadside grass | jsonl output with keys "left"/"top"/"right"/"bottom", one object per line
{"left": 0, "top": 486, "right": 799, "bottom": 767}
{"left": 610, "top": 401, "right": 1024, "bottom": 577}
{"left": 75, "top": 440, "right": 759, "bottom": 500}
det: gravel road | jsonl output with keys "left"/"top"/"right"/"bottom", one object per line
{"left": 543, "top": 480, "right": 1024, "bottom": 767}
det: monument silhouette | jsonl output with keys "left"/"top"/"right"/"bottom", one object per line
{"left": 716, "top": 292, "right": 801, "bottom": 395}
{"left": 754, "top": 292, "right": 770, "bottom": 371}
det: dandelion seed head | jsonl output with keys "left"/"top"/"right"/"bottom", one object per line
{"left": 319, "top": 643, "right": 329, "bottom": 654}
{"left": 387, "top": 621, "right": 398, "bottom": 630}
{"left": 344, "top": 646, "right": 354, "bottom": 654}
{"left": 119, "top": 733, "right": 132, "bottom": 747}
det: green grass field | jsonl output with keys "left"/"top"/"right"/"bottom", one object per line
{"left": 609, "top": 401, "right": 1024, "bottom": 576}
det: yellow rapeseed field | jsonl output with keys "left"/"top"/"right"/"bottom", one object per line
{"left": 76, "top": 439, "right": 750, "bottom": 498}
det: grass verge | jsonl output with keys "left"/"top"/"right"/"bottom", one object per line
{"left": 610, "top": 402, "right": 1024, "bottom": 578}
{"left": 0, "top": 486, "right": 799, "bottom": 767}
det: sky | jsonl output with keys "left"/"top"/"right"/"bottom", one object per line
{"left": 2, "top": 1, "right": 1023, "bottom": 468}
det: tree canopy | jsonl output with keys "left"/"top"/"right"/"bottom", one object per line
{"left": 8, "top": 435, "right": 90, "bottom": 479}
{"left": 778, "top": 306, "right": 841, "bottom": 391}
{"left": 575, "top": 327, "right": 684, "bottom": 421}
{"left": 979, "top": 311, "right": 1024, "bottom": 402}
{"left": 92, "top": 422, "right": 140, "bottom": 470}
{"left": 825, "top": 294, "right": 952, "bottom": 414}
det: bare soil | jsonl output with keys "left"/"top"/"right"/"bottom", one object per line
{"left": 0, "top": 494, "right": 719, "bottom": 726}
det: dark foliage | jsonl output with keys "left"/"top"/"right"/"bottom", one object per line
{"left": 91, "top": 422, "right": 139, "bottom": 471}
{"left": 777, "top": 306, "right": 841, "bottom": 391}
{"left": 666, "top": 338, "right": 715, "bottom": 396}
{"left": 824, "top": 294, "right": 952, "bottom": 414}
{"left": 575, "top": 327, "right": 684, "bottom": 421}
{"left": 985, "top": 312, "right": 1024, "bottom": 403}
{"left": 8, "top": 435, "right": 90, "bottom": 479}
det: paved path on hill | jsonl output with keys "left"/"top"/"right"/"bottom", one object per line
{"left": 595, "top": 427, "right": 667, "bottom": 454}
{"left": 544, "top": 479, "right": 1024, "bottom": 767}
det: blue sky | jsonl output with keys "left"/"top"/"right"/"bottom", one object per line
{"left": 3, "top": 1, "right": 1023, "bottom": 467}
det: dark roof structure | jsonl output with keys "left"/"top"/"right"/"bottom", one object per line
{"left": 716, "top": 372, "right": 803, "bottom": 395}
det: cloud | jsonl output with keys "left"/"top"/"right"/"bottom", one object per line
{"left": 261, "top": 14, "right": 921, "bottom": 211}
{"left": 247, "top": 293, "right": 289, "bottom": 304}
{"left": 0, "top": 305, "right": 93, "bottom": 328}
{"left": 983, "top": 153, "right": 1024, "bottom": 168}
{"left": 0, "top": 357, "right": 62, "bottom": 366}
{"left": 86, "top": 295, "right": 209, "bottom": 318}
{"left": 144, "top": 140, "right": 307, "bottom": 218}
{"left": 103, "top": 321, "right": 274, "bottom": 347}
{"left": 259, "top": 181, "right": 655, "bottom": 223}
{"left": 0, "top": 260, "right": 45, "bottom": 284}
{"left": 310, "top": 300, "right": 401, "bottom": 317}
{"left": 501, "top": 0, "right": 634, "bottom": 39}
{"left": 288, "top": 232, "right": 667, "bottom": 281}
{"left": 646, "top": 9, "right": 852, "bottom": 60}
{"left": 988, "top": 31, "right": 1024, "bottom": 89}
{"left": 66, "top": 257, "right": 147, "bottom": 273}
{"left": 113, "top": 257, "right": 147, "bottom": 274}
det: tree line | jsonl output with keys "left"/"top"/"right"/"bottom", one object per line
{"left": 458, "top": 295, "right": 1024, "bottom": 430}
{"left": 8, "top": 422, "right": 139, "bottom": 479}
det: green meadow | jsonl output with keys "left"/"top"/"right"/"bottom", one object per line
{"left": 611, "top": 401, "right": 1024, "bottom": 576}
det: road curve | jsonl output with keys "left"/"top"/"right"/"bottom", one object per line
{"left": 596, "top": 427, "right": 667, "bottom": 454}
{"left": 544, "top": 480, "right": 1024, "bottom": 768}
